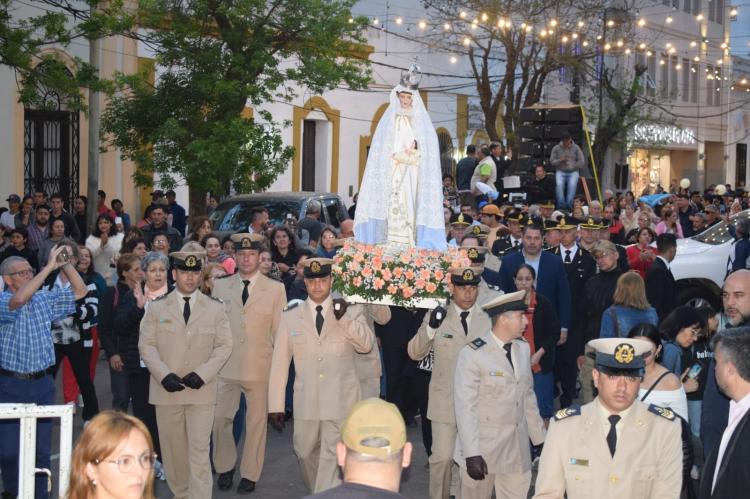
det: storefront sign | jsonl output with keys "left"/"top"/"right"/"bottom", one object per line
{"left": 632, "top": 123, "right": 696, "bottom": 146}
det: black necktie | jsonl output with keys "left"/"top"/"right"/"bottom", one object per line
{"left": 606, "top": 415, "right": 621, "bottom": 457}
{"left": 564, "top": 249, "right": 572, "bottom": 264}
{"left": 183, "top": 297, "right": 191, "bottom": 324}
{"left": 503, "top": 343, "right": 513, "bottom": 371}
{"left": 460, "top": 311, "right": 469, "bottom": 336}
{"left": 241, "top": 280, "right": 250, "bottom": 305}
{"left": 513, "top": 239, "right": 520, "bottom": 247}
{"left": 315, "top": 305, "right": 324, "bottom": 335}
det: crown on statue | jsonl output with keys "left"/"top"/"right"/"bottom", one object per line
{"left": 399, "top": 63, "right": 422, "bottom": 90}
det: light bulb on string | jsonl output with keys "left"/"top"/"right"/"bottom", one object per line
{"left": 396, "top": 17, "right": 403, "bottom": 24}
{"left": 604, "top": 43, "right": 611, "bottom": 50}
{"left": 540, "top": 29, "right": 547, "bottom": 37}
{"left": 418, "top": 20, "right": 427, "bottom": 29}
{"left": 481, "top": 13, "right": 488, "bottom": 21}
{"left": 582, "top": 40, "right": 589, "bottom": 47}
{"left": 639, "top": 43, "right": 646, "bottom": 49}
{"left": 562, "top": 35, "right": 569, "bottom": 43}
{"left": 638, "top": 18, "right": 646, "bottom": 27}
{"left": 460, "top": 11, "right": 467, "bottom": 19}
{"left": 607, "top": 20, "right": 614, "bottom": 27}
{"left": 373, "top": 18, "right": 379, "bottom": 25}
{"left": 666, "top": 16, "right": 673, "bottom": 23}
{"left": 659, "top": 59, "right": 665, "bottom": 65}
{"left": 676, "top": 64, "right": 682, "bottom": 69}
{"left": 463, "top": 37, "right": 471, "bottom": 45}
{"left": 550, "top": 19, "right": 558, "bottom": 27}
{"left": 450, "top": 56, "right": 457, "bottom": 63}
{"left": 617, "top": 40, "right": 623, "bottom": 47}
{"left": 694, "top": 56, "right": 700, "bottom": 62}
{"left": 578, "top": 21, "right": 584, "bottom": 27}
{"left": 572, "top": 33, "right": 578, "bottom": 39}
{"left": 730, "top": 8, "right": 738, "bottom": 17}
{"left": 444, "top": 23, "right": 450, "bottom": 30}
{"left": 690, "top": 41, "right": 697, "bottom": 47}
{"left": 696, "top": 14, "right": 704, "bottom": 21}
{"left": 625, "top": 48, "right": 631, "bottom": 54}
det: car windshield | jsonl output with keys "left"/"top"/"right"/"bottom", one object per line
{"left": 692, "top": 210, "right": 750, "bottom": 245}
{"left": 210, "top": 200, "right": 302, "bottom": 232}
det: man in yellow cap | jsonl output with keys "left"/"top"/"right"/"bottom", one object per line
{"left": 533, "top": 338, "right": 682, "bottom": 498}
{"left": 139, "top": 250, "right": 233, "bottom": 499}
{"left": 211, "top": 233, "right": 287, "bottom": 494}
{"left": 302, "top": 398, "right": 412, "bottom": 498}
{"left": 408, "top": 267, "right": 491, "bottom": 499}
{"left": 479, "top": 204, "right": 507, "bottom": 248}
{"left": 454, "top": 290, "right": 546, "bottom": 499}
{"left": 267, "top": 257, "right": 374, "bottom": 493}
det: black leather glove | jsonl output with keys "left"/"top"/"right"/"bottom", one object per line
{"left": 182, "top": 372, "right": 205, "bottom": 389}
{"left": 161, "top": 373, "right": 185, "bottom": 392}
{"left": 332, "top": 298, "right": 348, "bottom": 320}
{"left": 465, "top": 455, "right": 488, "bottom": 481}
{"left": 428, "top": 305, "right": 447, "bottom": 329}
{"left": 268, "top": 412, "right": 285, "bottom": 432}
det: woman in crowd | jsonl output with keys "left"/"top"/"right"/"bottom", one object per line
{"left": 74, "top": 195, "right": 88, "bottom": 243}
{"left": 513, "top": 264, "right": 560, "bottom": 425}
{"left": 655, "top": 206, "right": 684, "bottom": 238}
{"left": 315, "top": 226, "right": 339, "bottom": 258}
{"left": 38, "top": 218, "right": 67, "bottom": 267}
{"left": 625, "top": 210, "right": 655, "bottom": 244}
{"left": 269, "top": 225, "right": 298, "bottom": 281}
{"left": 259, "top": 247, "right": 283, "bottom": 282}
{"left": 114, "top": 251, "right": 169, "bottom": 480}
{"left": 43, "top": 240, "right": 100, "bottom": 424}
{"left": 626, "top": 227, "right": 658, "bottom": 279}
{"left": 0, "top": 227, "right": 39, "bottom": 271}
{"left": 600, "top": 272, "right": 659, "bottom": 338}
{"left": 659, "top": 304, "right": 706, "bottom": 403}
{"left": 570, "top": 205, "right": 585, "bottom": 224}
{"left": 620, "top": 203, "right": 638, "bottom": 235}
{"left": 221, "top": 234, "right": 235, "bottom": 260}
{"left": 628, "top": 323, "right": 695, "bottom": 498}
{"left": 101, "top": 253, "right": 145, "bottom": 413}
{"left": 200, "top": 262, "right": 227, "bottom": 296}
{"left": 14, "top": 195, "right": 34, "bottom": 228}
{"left": 66, "top": 410, "right": 156, "bottom": 499}
{"left": 59, "top": 246, "right": 107, "bottom": 406}
{"left": 201, "top": 233, "right": 236, "bottom": 274}
{"left": 86, "top": 214, "right": 124, "bottom": 287}
{"left": 184, "top": 216, "right": 212, "bottom": 244}
{"left": 121, "top": 237, "right": 148, "bottom": 258}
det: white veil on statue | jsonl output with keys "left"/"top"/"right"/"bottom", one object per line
{"left": 354, "top": 66, "right": 446, "bottom": 251}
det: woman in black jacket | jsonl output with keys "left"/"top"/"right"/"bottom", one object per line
{"left": 513, "top": 264, "right": 560, "bottom": 424}
{"left": 114, "top": 251, "right": 170, "bottom": 471}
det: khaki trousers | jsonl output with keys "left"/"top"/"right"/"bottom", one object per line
{"left": 459, "top": 468, "right": 531, "bottom": 499}
{"left": 212, "top": 379, "right": 268, "bottom": 481}
{"left": 155, "top": 404, "right": 214, "bottom": 499}
{"left": 293, "top": 418, "right": 342, "bottom": 493}
{"left": 359, "top": 377, "right": 381, "bottom": 399}
{"left": 429, "top": 421, "right": 457, "bottom": 499}
{"left": 579, "top": 346, "right": 596, "bottom": 404}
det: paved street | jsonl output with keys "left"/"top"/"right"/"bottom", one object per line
{"left": 41, "top": 356, "right": 431, "bottom": 499}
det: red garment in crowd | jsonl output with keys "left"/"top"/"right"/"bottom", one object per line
{"left": 626, "top": 244, "right": 658, "bottom": 279}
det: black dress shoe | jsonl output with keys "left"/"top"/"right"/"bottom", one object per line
{"left": 237, "top": 478, "right": 256, "bottom": 494}
{"left": 217, "top": 470, "right": 234, "bottom": 490}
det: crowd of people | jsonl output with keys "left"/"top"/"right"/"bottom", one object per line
{"left": 1, "top": 176, "right": 750, "bottom": 499}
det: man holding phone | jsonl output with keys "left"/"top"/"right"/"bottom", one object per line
{"left": 0, "top": 245, "right": 88, "bottom": 499}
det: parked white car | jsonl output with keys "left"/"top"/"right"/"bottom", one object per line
{"left": 669, "top": 210, "right": 750, "bottom": 307}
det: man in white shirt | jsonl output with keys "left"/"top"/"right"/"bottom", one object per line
{"left": 699, "top": 327, "right": 750, "bottom": 498}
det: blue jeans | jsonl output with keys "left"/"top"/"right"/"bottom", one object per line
{"left": 533, "top": 371, "right": 555, "bottom": 419}
{"left": 687, "top": 400, "right": 702, "bottom": 438}
{"left": 555, "top": 170, "right": 580, "bottom": 210}
{"left": 0, "top": 374, "right": 55, "bottom": 499}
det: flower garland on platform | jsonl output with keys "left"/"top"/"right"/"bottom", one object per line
{"left": 332, "top": 240, "right": 471, "bottom": 307}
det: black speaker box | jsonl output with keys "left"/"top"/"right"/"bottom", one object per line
{"left": 518, "top": 124, "right": 545, "bottom": 139}
{"left": 520, "top": 108, "right": 546, "bottom": 123}
{"left": 546, "top": 107, "right": 583, "bottom": 124}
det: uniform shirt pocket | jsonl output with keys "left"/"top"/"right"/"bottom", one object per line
{"left": 564, "top": 462, "right": 591, "bottom": 496}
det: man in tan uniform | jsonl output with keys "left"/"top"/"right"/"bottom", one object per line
{"left": 454, "top": 290, "right": 545, "bottom": 499}
{"left": 353, "top": 304, "right": 391, "bottom": 399}
{"left": 533, "top": 338, "right": 683, "bottom": 499}
{"left": 460, "top": 244, "right": 503, "bottom": 305}
{"left": 407, "top": 267, "right": 491, "bottom": 499}
{"left": 139, "top": 251, "right": 233, "bottom": 499}
{"left": 211, "top": 233, "right": 286, "bottom": 494}
{"left": 267, "top": 257, "right": 373, "bottom": 493}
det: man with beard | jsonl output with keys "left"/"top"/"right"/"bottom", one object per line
{"left": 701, "top": 270, "right": 750, "bottom": 458}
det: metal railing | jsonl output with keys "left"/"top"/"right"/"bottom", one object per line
{"left": 0, "top": 403, "right": 75, "bottom": 499}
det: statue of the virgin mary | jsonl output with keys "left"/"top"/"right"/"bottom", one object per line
{"left": 354, "top": 64, "right": 446, "bottom": 251}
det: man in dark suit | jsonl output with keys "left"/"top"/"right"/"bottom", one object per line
{"left": 491, "top": 212, "right": 524, "bottom": 259}
{"left": 698, "top": 327, "right": 750, "bottom": 499}
{"left": 645, "top": 233, "right": 678, "bottom": 320}
{"left": 547, "top": 217, "right": 597, "bottom": 408}
{"left": 499, "top": 223, "right": 571, "bottom": 338}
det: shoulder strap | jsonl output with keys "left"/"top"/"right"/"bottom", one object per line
{"left": 640, "top": 370, "right": 672, "bottom": 402}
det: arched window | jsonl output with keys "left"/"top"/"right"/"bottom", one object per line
{"left": 23, "top": 61, "right": 80, "bottom": 208}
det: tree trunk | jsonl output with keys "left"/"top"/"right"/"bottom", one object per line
{"left": 188, "top": 184, "right": 207, "bottom": 219}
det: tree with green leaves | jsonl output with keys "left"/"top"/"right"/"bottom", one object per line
{"left": 101, "top": 0, "right": 371, "bottom": 216}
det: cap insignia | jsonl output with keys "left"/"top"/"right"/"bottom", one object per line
{"left": 468, "top": 248, "right": 478, "bottom": 259}
{"left": 614, "top": 343, "right": 635, "bottom": 364}
{"left": 311, "top": 261, "right": 321, "bottom": 273}
{"left": 462, "top": 269, "right": 475, "bottom": 281}
{"left": 185, "top": 255, "right": 197, "bottom": 268}
{"left": 241, "top": 237, "right": 252, "bottom": 248}
{"left": 472, "top": 226, "right": 481, "bottom": 235}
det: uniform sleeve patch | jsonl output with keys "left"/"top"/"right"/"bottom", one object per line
{"left": 554, "top": 407, "right": 581, "bottom": 421}
{"left": 648, "top": 404, "right": 676, "bottom": 421}
{"left": 469, "top": 338, "right": 486, "bottom": 350}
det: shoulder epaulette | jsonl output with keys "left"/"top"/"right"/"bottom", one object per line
{"left": 208, "top": 295, "right": 223, "bottom": 303}
{"left": 486, "top": 284, "right": 502, "bottom": 291}
{"left": 215, "top": 273, "right": 233, "bottom": 280}
{"left": 284, "top": 302, "right": 300, "bottom": 312}
{"left": 648, "top": 404, "right": 676, "bottom": 421}
{"left": 554, "top": 407, "right": 580, "bottom": 421}
{"left": 152, "top": 292, "right": 170, "bottom": 301}
{"left": 469, "top": 338, "right": 486, "bottom": 350}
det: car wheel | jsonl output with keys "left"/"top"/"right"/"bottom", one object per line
{"left": 676, "top": 286, "right": 720, "bottom": 309}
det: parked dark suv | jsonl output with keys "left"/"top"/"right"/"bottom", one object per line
{"left": 208, "top": 192, "right": 349, "bottom": 238}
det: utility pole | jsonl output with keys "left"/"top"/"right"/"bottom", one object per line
{"left": 86, "top": 4, "right": 100, "bottom": 232}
